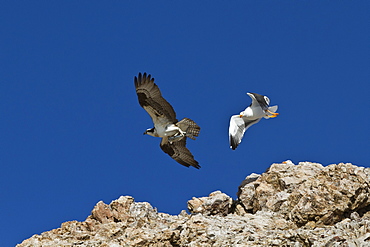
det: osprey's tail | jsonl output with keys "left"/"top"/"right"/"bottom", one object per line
{"left": 177, "top": 118, "right": 200, "bottom": 140}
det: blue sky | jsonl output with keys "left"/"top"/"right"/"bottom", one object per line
{"left": 1, "top": 1, "right": 369, "bottom": 246}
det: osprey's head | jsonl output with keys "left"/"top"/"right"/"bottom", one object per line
{"left": 144, "top": 127, "right": 157, "bottom": 137}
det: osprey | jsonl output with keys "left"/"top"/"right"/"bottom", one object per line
{"left": 229, "top": 92, "right": 279, "bottom": 150}
{"left": 134, "top": 72, "right": 201, "bottom": 169}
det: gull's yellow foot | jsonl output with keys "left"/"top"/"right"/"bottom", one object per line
{"left": 266, "top": 109, "right": 279, "bottom": 117}
{"left": 266, "top": 109, "right": 279, "bottom": 115}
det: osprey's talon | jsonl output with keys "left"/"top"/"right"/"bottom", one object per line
{"left": 178, "top": 129, "right": 186, "bottom": 137}
{"left": 168, "top": 133, "right": 184, "bottom": 141}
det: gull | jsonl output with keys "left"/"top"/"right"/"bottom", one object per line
{"left": 229, "top": 92, "right": 278, "bottom": 150}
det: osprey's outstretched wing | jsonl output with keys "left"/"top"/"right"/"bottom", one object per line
{"left": 160, "top": 137, "right": 200, "bottom": 169}
{"left": 229, "top": 115, "right": 261, "bottom": 150}
{"left": 134, "top": 72, "right": 177, "bottom": 123}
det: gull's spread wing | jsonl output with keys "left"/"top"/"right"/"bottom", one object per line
{"left": 229, "top": 115, "right": 261, "bottom": 150}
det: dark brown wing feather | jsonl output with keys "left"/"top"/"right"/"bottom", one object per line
{"left": 160, "top": 137, "right": 200, "bottom": 169}
{"left": 134, "top": 72, "right": 177, "bottom": 123}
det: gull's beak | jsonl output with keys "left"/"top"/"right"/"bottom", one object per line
{"left": 239, "top": 114, "right": 243, "bottom": 118}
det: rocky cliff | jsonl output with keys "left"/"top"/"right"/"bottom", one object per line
{"left": 18, "top": 161, "right": 370, "bottom": 246}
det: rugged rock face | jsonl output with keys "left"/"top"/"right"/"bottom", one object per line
{"left": 18, "top": 161, "right": 370, "bottom": 247}
{"left": 237, "top": 161, "right": 370, "bottom": 227}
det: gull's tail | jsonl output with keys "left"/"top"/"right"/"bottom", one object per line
{"left": 177, "top": 118, "right": 200, "bottom": 140}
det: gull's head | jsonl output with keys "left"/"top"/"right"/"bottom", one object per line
{"left": 144, "top": 127, "right": 156, "bottom": 137}
{"left": 265, "top": 96, "right": 270, "bottom": 105}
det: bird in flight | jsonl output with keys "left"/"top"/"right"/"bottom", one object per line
{"left": 229, "top": 92, "right": 278, "bottom": 150}
{"left": 134, "top": 72, "right": 201, "bottom": 169}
